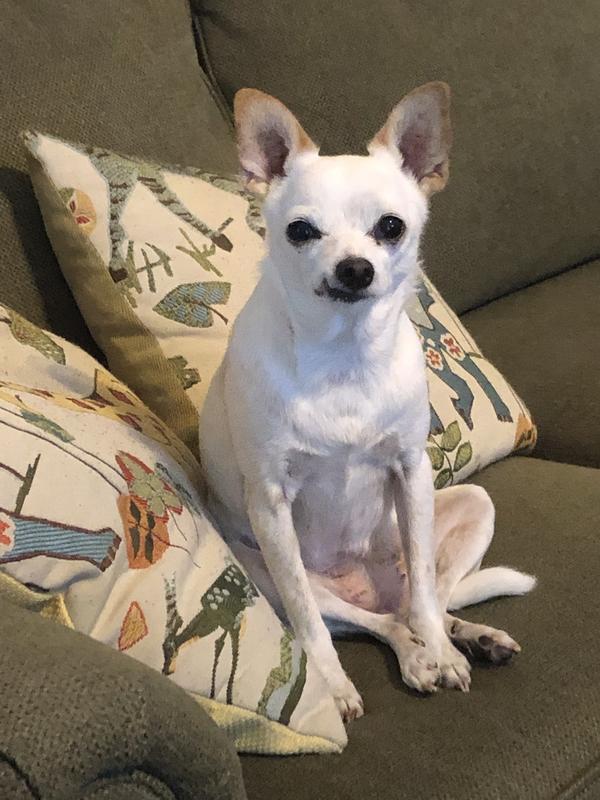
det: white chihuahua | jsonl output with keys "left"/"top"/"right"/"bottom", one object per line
{"left": 199, "top": 83, "right": 536, "bottom": 721}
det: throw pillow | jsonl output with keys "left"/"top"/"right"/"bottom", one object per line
{"left": 0, "top": 304, "right": 346, "bottom": 755}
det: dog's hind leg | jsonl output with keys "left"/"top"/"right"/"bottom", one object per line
{"left": 309, "top": 573, "right": 444, "bottom": 694}
{"left": 433, "top": 484, "right": 495, "bottom": 610}
{"left": 433, "top": 484, "right": 525, "bottom": 664}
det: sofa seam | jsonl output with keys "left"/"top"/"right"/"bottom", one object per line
{"left": 82, "top": 771, "right": 173, "bottom": 800}
{"left": 515, "top": 453, "right": 600, "bottom": 473}
{"left": 188, "top": 2, "right": 235, "bottom": 133}
{"left": 553, "top": 756, "right": 600, "bottom": 799}
{"left": 459, "top": 252, "right": 600, "bottom": 318}
{"left": 0, "top": 750, "right": 41, "bottom": 799}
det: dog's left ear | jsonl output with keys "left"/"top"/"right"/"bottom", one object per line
{"left": 234, "top": 89, "right": 318, "bottom": 187}
{"left": 369, "top": 82, "right": 451, "bottom": 197}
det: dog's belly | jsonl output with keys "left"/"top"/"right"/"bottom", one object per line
{"left": 291, "top": 452, "right": 392, "bottom": 574}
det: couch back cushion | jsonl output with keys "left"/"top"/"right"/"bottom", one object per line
{"left": 193, "top": 0, "right": 600, "bottom": 312}
{"left": 0, "top": 0, "right": 237, "bottom": 352}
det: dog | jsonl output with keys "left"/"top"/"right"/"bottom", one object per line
{"left": 198, "top": 82, "right": 536, "bottom": 721}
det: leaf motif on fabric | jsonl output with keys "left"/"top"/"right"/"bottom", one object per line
{"left": 117, "top": 493, "right": 170, "bottom": 569}
{"left": 440, "top": 421, "right": 461, "bottom": 452}
{"left": 7, "top": 310, "right": 66, "bottom": 365}
{"left": 153, "top": 282, "right": 231, "bottom": 328}
{"left": 453, "top": 441, "right": 473, "bottom": 472}
{"left": 426, "top": 446, "right": 444, "bottom": 471}
{"left": 433, "top": 468, "right": 452, "bottom": 490}
{"left": 115, "top": 452, "right": 182, "bottom": 520}
{"left": 167, "top": 355, "right": 201, "bottom": 390}
{"left": 118, "top": 601, "right": 149, "bottom": 650}
{"left": 155, "top": 463, "right": 203, "bottom": 517}
{"left": 20, "top": 409, "right": 74, "bottom": 443}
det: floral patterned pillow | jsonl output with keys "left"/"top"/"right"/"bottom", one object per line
{"left": 25, "top": 132, "right": 536, "bottom": 485}
{"left": 0, "top": 305, "right": 346, "bottom": 755}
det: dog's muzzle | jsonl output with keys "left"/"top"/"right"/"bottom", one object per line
{"left": 316, "top": 257, "right": 374, "bottom": 303}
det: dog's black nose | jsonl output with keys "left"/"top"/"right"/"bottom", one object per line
{"left": 335, "top": 257, "right": 374, "bottom": 292}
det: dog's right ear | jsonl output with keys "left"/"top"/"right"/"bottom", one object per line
{"left": 234, "top": 89, "right": 318, "bottom": 186}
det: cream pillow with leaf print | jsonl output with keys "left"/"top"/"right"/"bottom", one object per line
{"left": 25, "top": 131, "right": 264, "bottom": 455}
{"left": 0, "top": 305, "right": 347, "bottom": 755}
{"left": 25, "top": 132, "right": 536, "bottom": 484}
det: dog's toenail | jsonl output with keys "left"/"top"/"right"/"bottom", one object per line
{"left": 410, "top": 635, "right": 426, "bottom": 647}
{"left": 478, "top": 635, "right": 494, "bottom": 647}
{"left": 450, "top": 621, "right": 458, "bottom": 635}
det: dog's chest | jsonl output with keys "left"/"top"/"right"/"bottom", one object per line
{"left": 288, "top": 441, "right": 395, "bottom": 572}
{"left": 286, "top": 361, "right": 417, "bottom": 456}
{"left": 284, "top": 378, "right": 413, "bottom": 573}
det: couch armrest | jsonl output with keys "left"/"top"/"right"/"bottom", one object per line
{"left": 0, "top": 598, "right": 246, "bottom": 800}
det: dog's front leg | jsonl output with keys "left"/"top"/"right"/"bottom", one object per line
{"left": 393, "top": 450, "right": 471, "bottom": 692}
{"left": 245, "top": 480, "right": 364, "bottom": 721}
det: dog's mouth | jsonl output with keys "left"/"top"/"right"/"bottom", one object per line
{"left": 315, "top": 279, "right": 369, "bottom": 304}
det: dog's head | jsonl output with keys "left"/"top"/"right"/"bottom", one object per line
{"left": 234, "top": 83, "right": 451, "bottom": 310}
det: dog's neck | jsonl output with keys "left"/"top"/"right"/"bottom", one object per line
{"left": 261, "top": 260, "right": 417, "bottom": 385}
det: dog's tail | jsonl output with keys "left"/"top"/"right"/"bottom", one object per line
{"left": 447, "top": 567, "right": 536, "bottom": 611}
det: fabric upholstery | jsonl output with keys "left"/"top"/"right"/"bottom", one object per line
{"left": 463, "top": 259, "right": 600, "bottom": 468}
{"left": 0, "top": 0, "right": 236, "bottom": 352}
{"left": 0, "top": 597, "right": 246, "bottom": 800}
{"left": 241, "top": 456, "right": 600, "bottom": 799}
{"left": 193, "top": 0, "right": 600, "bottom": 313}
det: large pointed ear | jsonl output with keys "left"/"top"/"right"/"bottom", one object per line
{"left": 369, "top": 82, "right": 451, "bottom": 197}
{"left": 234, "top": 89, "right": 318, "bottom": 186}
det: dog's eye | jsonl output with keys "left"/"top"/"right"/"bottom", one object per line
{"left": 286, "top": 219, "right": 321, "bottom": 244}
{"left": 373, "top": 215, "right": 405, "bottom": 242}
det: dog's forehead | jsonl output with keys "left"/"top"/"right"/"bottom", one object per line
{"left": 283, "top": 152, "right": 424, "bottom": 220}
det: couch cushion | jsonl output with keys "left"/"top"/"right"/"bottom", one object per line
{"left": 462, "top": 260, "right": 600, "bottom": 468}
{"left": 194, "top": 0, "right": 600, "bottom": 314}
{"left": 0, "top": 0, "right": 236, "bottom": 353}
{"left": 241, "top": 456, "right": 600, "bottom": 799}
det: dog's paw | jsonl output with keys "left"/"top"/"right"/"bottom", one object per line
{"left": 399, "top": 642, "right": 441, "bottom": 693}
{"left": 396, "top": 631, "right": 471, "bottom": 693}
{"left": 438, "top": 639, "right": 471, "bottom": 692}
{"left": 450, "top": 618, "right": 521, "bottom": 665}
{"left": 328, "top": 673, "right": 364, "bottom": 723}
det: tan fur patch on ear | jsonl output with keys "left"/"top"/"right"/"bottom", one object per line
{"left": 371, "top": 82, "right": 452, "bottom": 197}
{"left": 419, "top": 160, "right": 451, "bottom": 198}
{"left": 234, "top": 89, "right": 317, "bottom": 183}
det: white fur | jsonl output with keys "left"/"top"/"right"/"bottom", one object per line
{"left": 448, "top": 568, "right": 538, "bottom": 611}
{"left": 199, "top": 87, "right": 536, "bottom": 721}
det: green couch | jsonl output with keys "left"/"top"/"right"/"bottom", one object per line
{"left": 1, "top": 1, "right": 599, "bottom": 798}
